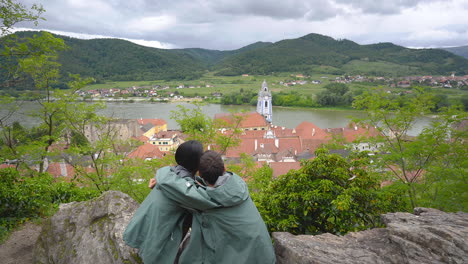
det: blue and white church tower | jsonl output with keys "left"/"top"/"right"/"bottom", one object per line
{"left": 256, "top": 80, "right": 272, "bottom": 123}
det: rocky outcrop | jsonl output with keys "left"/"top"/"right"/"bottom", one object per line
{"left": 34, "top": 191, "right": 141, "bottom": 264}
{"left": 273, "top": 207, "right": 468, "bottom": 264}
{"left": 34, "top": 191, "right": 468, "bottom": 264}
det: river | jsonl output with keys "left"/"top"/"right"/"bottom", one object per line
{"left": 3, "top": 101, "right": 431, "bottom": 135}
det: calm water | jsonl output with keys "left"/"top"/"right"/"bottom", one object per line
{"left": 98, "top": 102, "right": 365, "bottom": 129}
{"left": 4, "top": 101, "right": 431, "bottom": 134}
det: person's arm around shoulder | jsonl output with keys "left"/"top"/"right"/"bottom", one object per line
{"left": 156, "top": 169, "right": 220, "bottom": 211}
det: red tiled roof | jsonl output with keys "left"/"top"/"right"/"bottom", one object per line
{"left": 240, "top": 130, "right": 268, "bottom": 139}
{"left": 137, "top": 118, "right": 167, "bottom": 126}
{"left": 277, "top": 138, "right": 302, "bottom": 153}
{"left": 270, "top": 126, "right": 297, "bottom": 138}
{"left": 225, "top": 138, "right": 257, "bottom": 158}
{"left": 215, "top": 112, "right": 267, "bottom": 129}
{"left": 253, "top": 142, "right": 278, "bottom": 155}
{"left": 295, "top": 121, "right": 328, "bottom": 139}
{"left": 153, "top": 130, "right": 182, "bottom": 139}
{"left": 328, "top": 123, "right": 381, "bottom": 143}
{"left": 128, "top": 143, "right": 164, "bottom": 159}
{"left": 47, "top": 162, "right": 75, "bottom": 178}
{"left": 269, "top": 162, "right": 301, "bottom": 178}
{"left": 301, "top": 138, "right": 329, "bottom": 153}
{"left": 0, "top": 164, "right": 15, "bottom": 169}
{"left": 134, "top": 135, "right": 149, "bottom": 142}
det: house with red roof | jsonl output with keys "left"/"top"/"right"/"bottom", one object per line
{"left": 326, "top": 123, "right": 382, "bottom": 152}
{"left": 137, "top": 118, "right": 167, "bottom": 138}
{"left": 214, "top": 112, "right": 268, "bottom": 131}
{"left": 128, "top": 143, "right": 165, "bottom": 160}
{"left": 46, "top": 162, "right": 76, "bottom": 179}
{"left": 149, "top": 130, "right": 185, "bottom": 152}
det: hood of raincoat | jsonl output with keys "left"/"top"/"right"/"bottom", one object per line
{"left": 205, "top": 172, "right": 249, "bottom": 207}
{"left": 171, "top": 164, "right": 193, "bottom": 179}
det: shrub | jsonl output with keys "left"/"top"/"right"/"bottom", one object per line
{"left": 254, "top": 149, "right": 407, "bottom": 235}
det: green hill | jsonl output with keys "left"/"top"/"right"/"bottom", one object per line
{"left": 443, "top": 45, "right": 468, "bottom": 59}
{"left": 215, "top": 33, "right": 468, "bottom": 76}
{"left": 1, "top": 31, "right": 467, "bottom": 88}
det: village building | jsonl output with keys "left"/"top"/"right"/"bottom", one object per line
{"left": 214, "top": 112, "right": 269, "bottom": 131}
{"left": 148, "top": 130, "right": 185, "bottom": 152}
{"left": 84, "top": 119, "right": 141, "bottom": 143}
{"left": 137, "top": 118, "right": 167, "bottom": 138}
{"left": 256, "top": 80, "right": 272, "bottom": 123}
{"left": 128, "top": 143, "right": 165, "bottom": 161}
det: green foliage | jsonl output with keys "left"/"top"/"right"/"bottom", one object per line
{"left": 170, "top": 102, "right": 243, "bottom": 154}
{"left": 0, "top": 0, "right": 44, "bottom": 36}
{"left": 109, "top": 155, "right": 175, "bottom": 203}
{"left": 221, "top": 90, "right": 257, "bottom": 105}
{"left": 254, "top": 149, "right": 407, "bottom": 235}
{"left": 215, "top": 33, "right": 468, "bottom": 76}
{"left": 442, "top": 45, "right": 468, "bottom": 59}
{"left": 316, "top": 83, "right": 353, "bottom": 107}
{"left": 272, "top": 91, "right": 317, "bottom": 107}
{"left": 353, "top": 88, "right": 468, "bottom": 210}
{"left": 0, "top": 168, "right": 99, "bottom": 242}
{"left": 461, "top": 95, "right": 468, "bottom": 111}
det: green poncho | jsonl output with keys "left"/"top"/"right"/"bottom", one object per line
{"left": 123, "top": 166, "right": 220, "bottom": 264}
{"left": 157, "top": 171, "right": 276, "bottom": 264}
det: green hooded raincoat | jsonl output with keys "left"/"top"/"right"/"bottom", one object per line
{"left": 123, "top": 166, "right": 220, "bottom": 264}
{"left": 157, "top": 171, "right": 276, "bottom": 264}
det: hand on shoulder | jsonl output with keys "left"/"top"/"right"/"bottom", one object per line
{"left": 148, "top": 178, "right": 157, "bottom": 189}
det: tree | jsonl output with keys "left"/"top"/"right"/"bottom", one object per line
{"left": 352, "top": 88, "right": 467, "bottom": 211}
{"left": 0, "top": 0, "right": 44, "bottom": 36}
{"left": 316, "top": 83, "right": 352, "bottom": 107}
{"left": 323, "top": 83, "right": 349, "bottom": 96}
{"left": 170, "top": 102, "right": 244, "bottom": 154}
{"left": 255, "top": 149, "right": 406, "bottom": 235}
{"left": 0, "top": 1, "right": 73, "bottom": 172}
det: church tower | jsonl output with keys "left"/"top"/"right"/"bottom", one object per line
{"left": 256, "top": 80, "right": 272, "bottom": 123}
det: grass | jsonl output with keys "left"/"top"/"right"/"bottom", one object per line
{"left": 342, "top": 60, "right": 421, "bottom": 76}
{"left": 85, "top": 72, "right": 340, "bottom": 98}
{"left": 84, "top": 72, "right": 468, "bottom": 105}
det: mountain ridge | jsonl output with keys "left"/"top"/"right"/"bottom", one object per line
{"left": 443, "top": 45, "right": 468, "bottom": 59}
{"left": 2, "top": 31, "right": 467, "bottom": 86}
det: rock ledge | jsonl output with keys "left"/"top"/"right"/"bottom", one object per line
{"left": 273, "top": 207, "right": 468, "bottom": 264}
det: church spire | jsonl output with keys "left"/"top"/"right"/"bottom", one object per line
{"left": 256, "top": 80, "right": 272, "bottom": 123}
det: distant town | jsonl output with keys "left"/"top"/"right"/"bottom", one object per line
{"left": 77, "top": 74, "right": 468, "bottom": 101}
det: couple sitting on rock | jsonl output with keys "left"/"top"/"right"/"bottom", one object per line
{"left": 123, "top": 140, "right": 276, "bottom": 264}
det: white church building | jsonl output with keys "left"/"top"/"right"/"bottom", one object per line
{"left": 256, "top": 80, "right": 272, "bottom": 123}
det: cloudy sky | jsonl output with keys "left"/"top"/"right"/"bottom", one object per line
{"left": 14, "top": 0, "right": 468, "bottom": 50}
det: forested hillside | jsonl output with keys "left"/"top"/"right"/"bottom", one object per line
{"left": 443, "top": 45, "right": 468, "bottom": 59}
{"left": 216, "top": 33, "right": 468, "bottom": 76}
{"left": 1, "top": 31, "right": 467, "bottom": 87}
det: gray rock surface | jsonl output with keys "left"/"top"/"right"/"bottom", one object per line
{"left": 34, "top": 191, "right": 141, "bottom": 264}
{"left": 273, "top": 207, "right": 468, "bottom": 264}
{"left": 34, "top": 192, "right": 468, "bottom": 264}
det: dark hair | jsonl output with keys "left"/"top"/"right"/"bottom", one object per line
{"left": 175, "top": 140, "right": 204, "bottom": 173}
{"left": 199, "top": 150, "right": 225, "bottom": 185}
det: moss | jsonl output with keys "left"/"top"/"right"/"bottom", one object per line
{"left": 131, "top": 252, "right": 143, "bottom": 264}
{"left": 91, "top": 215, "right": 110, "bottom": 231}
{"left": 108, "top": 237, "right": 119, "bottom": 260}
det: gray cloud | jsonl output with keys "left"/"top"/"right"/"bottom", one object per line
{"left": 334, "top": 0, "right": 441, "bottom": 15}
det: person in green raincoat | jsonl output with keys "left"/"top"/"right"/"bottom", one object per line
{"left": 123, "top": 140, "right": 221, "bottom": 264}
{"left": 156, "top": 150, "right": 276, "bottom": 264}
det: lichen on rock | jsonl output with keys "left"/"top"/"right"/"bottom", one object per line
{"left": 34, "top": 191, "right": 141, "bottom": 264}
{"left": 273, "top": 208, "right": 468, "bottom": 264}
